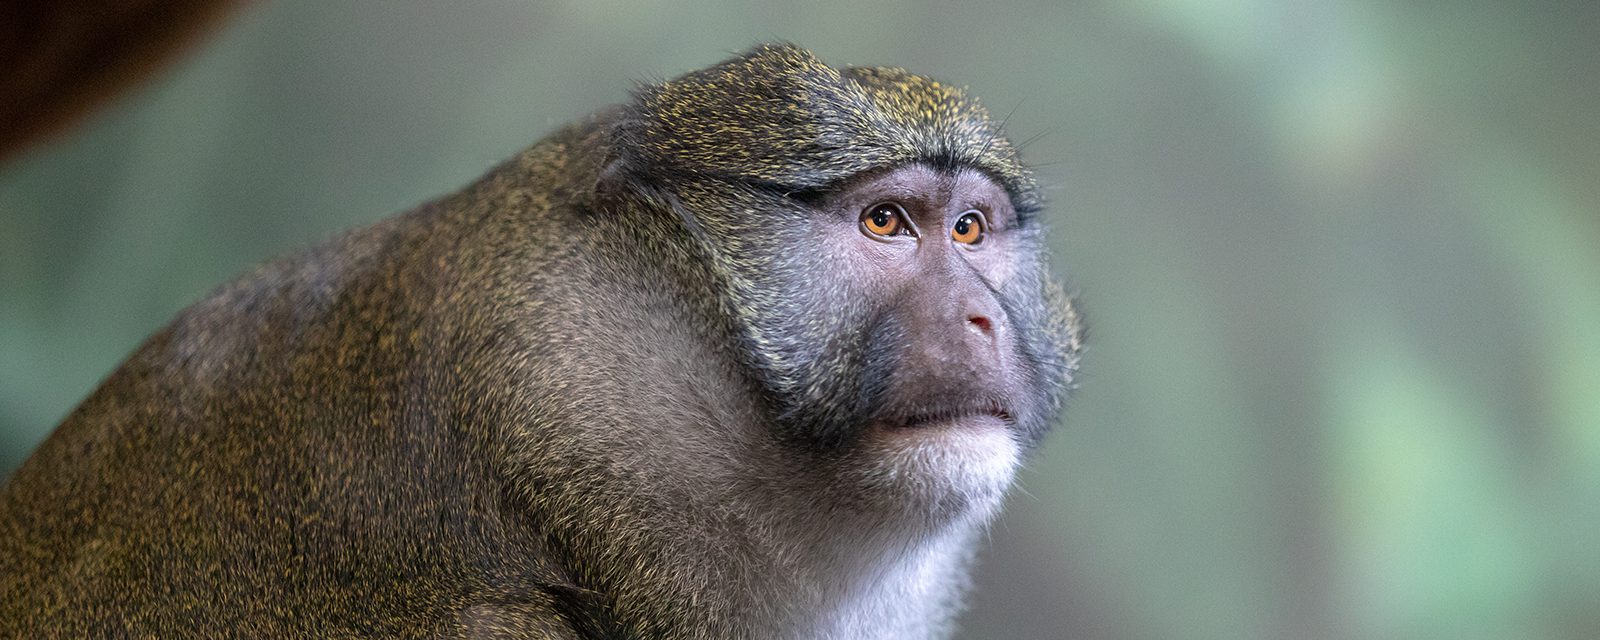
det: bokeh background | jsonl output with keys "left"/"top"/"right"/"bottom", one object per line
{"left": 3, "top": 1, "right": 1597, "bottom": 638}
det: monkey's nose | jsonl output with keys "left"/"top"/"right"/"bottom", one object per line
{"left": 960, "top": 287, "right": 1005, "bottom": 339}
{"left": 956, "top": 295, "right": 1006, "bottom": 359}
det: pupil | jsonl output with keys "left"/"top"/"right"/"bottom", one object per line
{"left": 955, "top": 219, "right": 970, "bottom": 234}
{"left": 873, "top": 210, "right": 890, "bottom": 226}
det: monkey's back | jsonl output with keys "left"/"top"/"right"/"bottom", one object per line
{"left": 0, "top": 123, "right": 616, "bottom": 636}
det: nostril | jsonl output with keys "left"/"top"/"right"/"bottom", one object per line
{"left": 967, "top": 315, "right": 993, "bottom": 335}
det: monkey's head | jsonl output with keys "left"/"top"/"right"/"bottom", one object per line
{"left": 606, "top": 44, "right": 1083, "bottom": 523}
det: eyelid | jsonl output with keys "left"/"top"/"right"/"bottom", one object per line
{"left": 966, "top": 207, "right": 1009, "bottom": 233}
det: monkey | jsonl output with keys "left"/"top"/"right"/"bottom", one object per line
{"left": 0, "top": 43, "right": 1083, "bottom": 638}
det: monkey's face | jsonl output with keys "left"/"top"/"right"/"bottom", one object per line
{"left": 616, "top": 44, "right": 1080, "bottom": 518}
{"left": 814, "top": 164, "right": 1071, "bottom": 513}
{"left": 679, "top": 162, "right": 1081, "bottom": 517}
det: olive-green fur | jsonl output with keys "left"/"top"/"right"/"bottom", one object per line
{"left": 0, "top": 43, "right": 1080, "bottom": 638}
{"left": 622, "top": 43, "right": 1039, "bottom": 209}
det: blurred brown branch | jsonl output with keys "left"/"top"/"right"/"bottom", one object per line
{"left": 0, "top": 0, "right": 243, "bottom": 164}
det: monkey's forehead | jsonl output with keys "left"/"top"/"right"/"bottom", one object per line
{"left": 619, "top": 43, "right": 1039, "bottom": 210}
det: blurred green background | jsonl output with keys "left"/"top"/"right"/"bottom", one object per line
{"left": 2, "top": 1, "right": 1596, "bottom": 638}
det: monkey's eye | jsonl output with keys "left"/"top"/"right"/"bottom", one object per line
{"left": 952, "top": 211, "right": 986, "bottom": 245}
{"left": 861, "top": 202, "right": 908, "bottom": 237}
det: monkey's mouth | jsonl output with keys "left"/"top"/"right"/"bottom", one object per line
{"left": 891, "top": 401, "right": 1015, "bottom": 431}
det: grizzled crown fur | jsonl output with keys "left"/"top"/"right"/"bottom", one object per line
{"left": 616, "top": 43, "right": 1040, "bottom": 212}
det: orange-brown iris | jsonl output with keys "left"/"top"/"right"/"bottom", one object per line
{"left": 862, "top": 203, "right": 904, "bottom": 236}
{"left": 952, "top": 211, "right": 984, "bottom": 244}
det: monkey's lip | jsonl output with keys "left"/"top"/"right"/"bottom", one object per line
{"left": 882, "top": 405, "right": 1015, "bottom": 432}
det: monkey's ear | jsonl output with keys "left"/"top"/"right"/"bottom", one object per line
{"left": 591, "top": 110, "right": 673, "bottom": 204}
{"left": 592, "top": 144, "right": 640, "bottom": 204}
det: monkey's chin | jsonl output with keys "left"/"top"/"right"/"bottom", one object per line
{"left": 851, "top": 416, "right": 1022, "bottom": 524}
